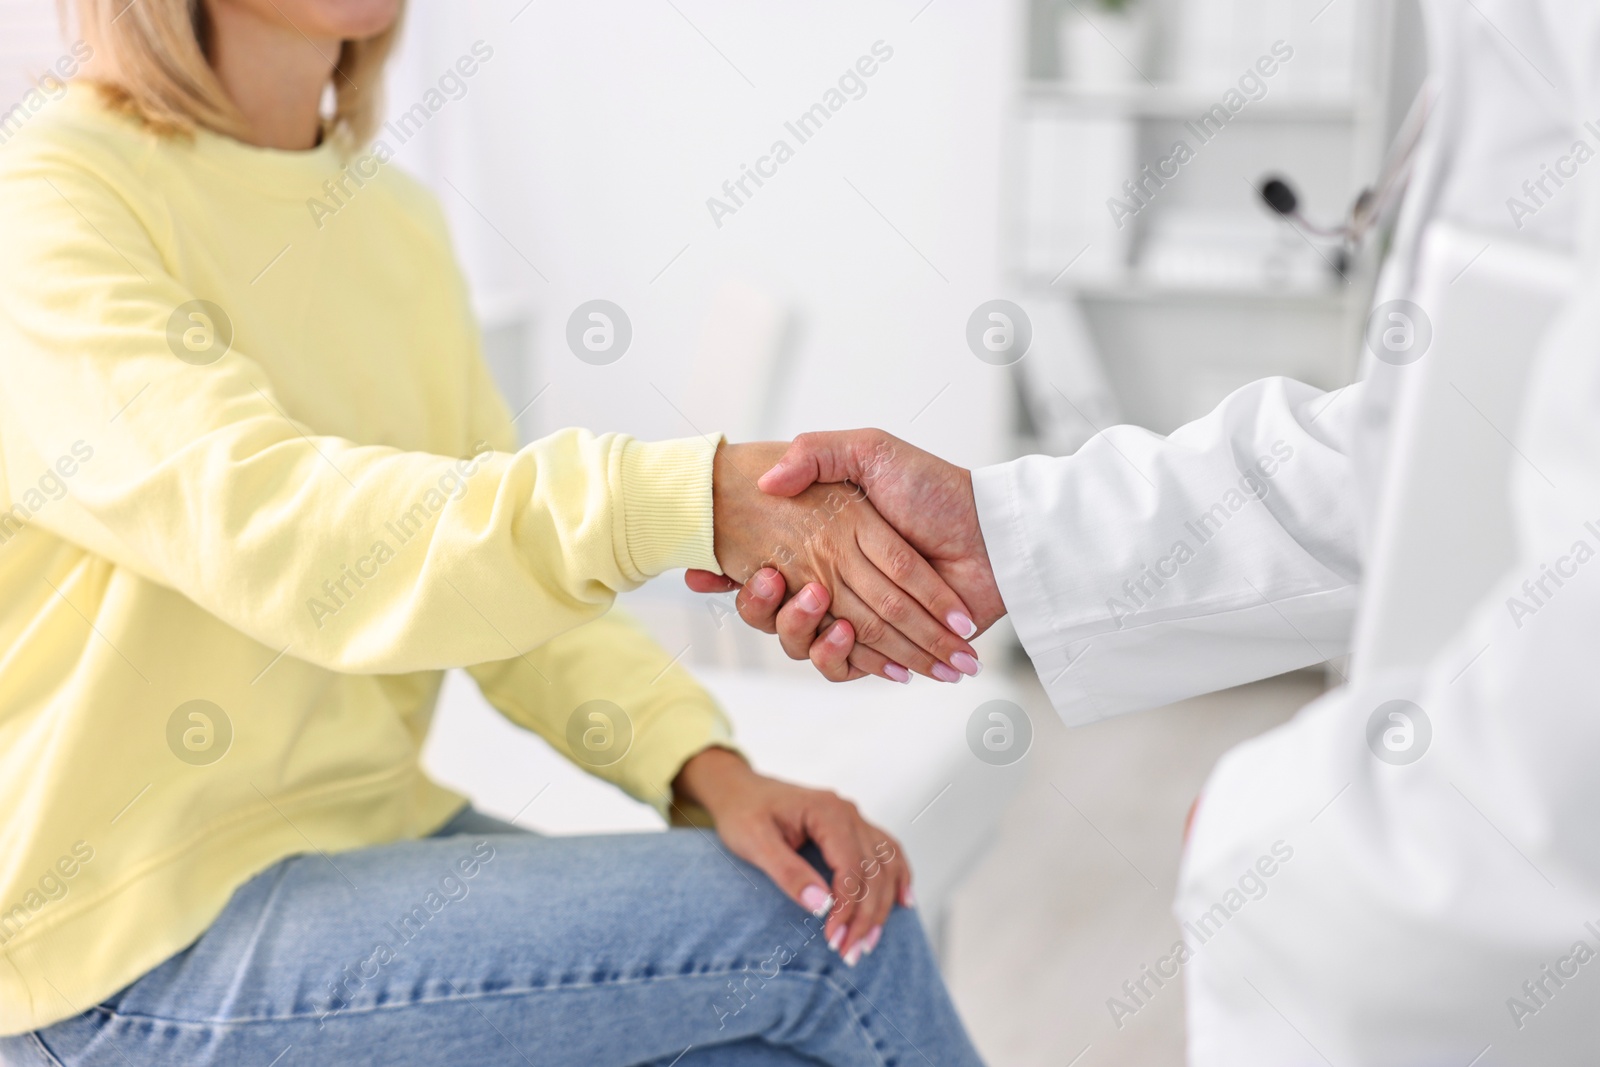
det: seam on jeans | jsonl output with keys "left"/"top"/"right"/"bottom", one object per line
{"left": 26, "top": 1031, "right": 67, "bottom": 1067}
{"left": 90, "top": 967, "right": 820, "bottom": 1024}
{"left": 814, "top": 973, "right": 896, "bottom": 1067}
{"left": 87, "top": 966, "right": 895, "bottom": 1061}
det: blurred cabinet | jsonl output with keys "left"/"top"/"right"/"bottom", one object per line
{"left": 1009, "top": 0, "right": 1416, "bottom": 432}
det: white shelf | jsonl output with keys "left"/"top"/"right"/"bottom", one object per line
{"left": 1008, "top": 0, "right": 1392, "bottom": 434}
{"left": 1020, "top": 81, "right": 1368, "bottom": 123}
{"left": 1064, "top": 281, "right": 1350, "bottom": 306}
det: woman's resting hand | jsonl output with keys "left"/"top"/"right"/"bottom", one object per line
{"left": 674, "top": 747, "right": 911, "bottom": 966}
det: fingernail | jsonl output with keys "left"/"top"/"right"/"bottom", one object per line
{"left": 946, "top": 611, "right": 977, "bottom": 639}
{"left": 844, "top": 941, "right": 864, "bottom": 967}
{"left": 950, "top": 652, "right": 982, "bottom": 677}
{"left": 800, "top": 885, "right": 832, "bottom": 917}
{"left": 827, "top": 623, "right": 851, "bottom": 647}
{"left": 862, "top": 925, "right": 883, "bottom": 956}
{"left": 796, "top": 585, "right": 822, "bottom": 612}
{"left": 752, "top": 570, "right": 777, "bottom": 597}
{"left": 828, "top": 925, "right": 846, "bottom": 953}
{"left": 883, "top": 663, "right": 911, "bottom": 684}
{"left": 902, "top": 886, "right": 917, "bottom": 908}
{"left": 931, "top": 662, "right": 961, "bottom": 684}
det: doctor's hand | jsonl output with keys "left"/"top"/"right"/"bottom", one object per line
{"left": 709, "top": 440, "right": 978, "bottom": 681}
{"left": 690, "top": 430, "right": 1005, "bottom": 682}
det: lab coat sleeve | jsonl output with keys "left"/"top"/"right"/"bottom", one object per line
{"left": 973, "top": 376, "right": 1364, "bottom": 725}
{"left": 1172, "top": 286, "right": 1600, "bottom": 1061}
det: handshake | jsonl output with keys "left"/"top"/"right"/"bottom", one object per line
{"left": 689, "top": 429, "right": 1007, "bottom": 683}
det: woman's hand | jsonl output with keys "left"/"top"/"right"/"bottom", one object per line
{"left": 696, "top": 431, "right": 1004, "bottom": 682}
{"left": 711, "top": 440, "right": 980, "bottom": 682}
{"left": 673, "top": 747, "right": 912, "bottom": 966}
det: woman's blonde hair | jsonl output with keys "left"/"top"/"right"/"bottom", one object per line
{"left": 64, "top": 0, "right": 402, "bottom": 147}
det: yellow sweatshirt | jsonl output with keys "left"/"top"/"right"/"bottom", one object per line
{"left": 0, "top": 86, "right": 730, "bottom": 1035}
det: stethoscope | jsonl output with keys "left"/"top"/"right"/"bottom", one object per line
{"left": 1257, "top": 81, "right": 1435, "bottom": 258}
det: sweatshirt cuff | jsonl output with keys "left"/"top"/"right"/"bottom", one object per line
{"left": 620, "top": 703, "right": 740, "bottom": 819}
{"left": 617, "top": 435, "right": 722, "bottom": 580}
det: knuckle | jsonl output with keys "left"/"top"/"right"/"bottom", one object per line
{"left": 881, "top": 546, "right": 918, "bottom": 584}
{"left": 852, "top": 615, "right": 889, "bottom": 646}
{"left": 815, "top": 652, "right": 849, "bottom": 682}
{"left": 779, "top": 610, "right": 818, "bottom": 642}
{"left": 876, "top": 590, "right": 912, "bottom": 624}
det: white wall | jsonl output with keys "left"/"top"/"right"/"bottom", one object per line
{"left": 384, "top": 0, "right": 1018, "bottom": 470}
{"left": 0, "top": 2, "right": 75, "bottom": 116}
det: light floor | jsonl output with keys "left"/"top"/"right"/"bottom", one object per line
{"left": 943, "top": 668, "right": 1328, "bottom": 1066}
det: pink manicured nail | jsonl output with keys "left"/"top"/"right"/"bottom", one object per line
{"left": 800, "top": 884, "right": 833, "bottom": 917}
{"left": 828, "top": 925, "right": 846, "bottom": 953}
{"left": 796, "top": 585, "right": 823, "bottom": 613}
{"left": 883, "top": 663, "right": 911, "bottom": 684}
{"left": 902, "top": 885, "right": 917, "bottom": 908}
{"left": 861, "top": 925, "right": 883, "bottom": 956}
{"left": 844, "top": 942, "right": 864, "bottom": 967}
{"left": 752, "top": 570, "right": 777, "bottom": 597}
{"left": 950, "top": 652, "right": 982, "bottom": 677}
{"left": 931, "top": 662, "right": 961, "bottom": 683}
{"left": 946, "top": 612, "right": 977, "bottom": 639}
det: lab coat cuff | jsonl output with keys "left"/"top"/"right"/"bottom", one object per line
{"left": 973, "top": 459, "right": 1074, "bottom": 685}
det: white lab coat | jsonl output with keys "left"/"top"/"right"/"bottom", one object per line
{"left": 972, "top": 1, "right": 1600, "bottom": 1061}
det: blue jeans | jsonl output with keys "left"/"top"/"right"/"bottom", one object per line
{"left": 2, "top": 809, "right": 983, "bottom": 1066}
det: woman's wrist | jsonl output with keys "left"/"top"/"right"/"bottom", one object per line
{"left": 711, "top": 440, "right": 788, "bottom": 581}
{"left": 672, "top": 745, "right": 757, "bottom": 816}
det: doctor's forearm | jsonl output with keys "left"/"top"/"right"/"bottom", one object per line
{"left": 974, "top": 377, "right": 1367, "bottom": 724}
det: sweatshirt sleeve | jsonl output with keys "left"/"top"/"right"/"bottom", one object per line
{"left": 467, "top": 608, "right": 736, "bottom": 816}
{"left": 0, "top": 138, "right": 722, "bottom": 674}
{"left": 458, "top": 312, "right": 736, "bottom": 813}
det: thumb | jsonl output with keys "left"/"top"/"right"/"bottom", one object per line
{"left": 756, "top": 431, "right": 877, "bottom": 497}
{"left": 685, "top": 569, "right": 739, "bottom": 594}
